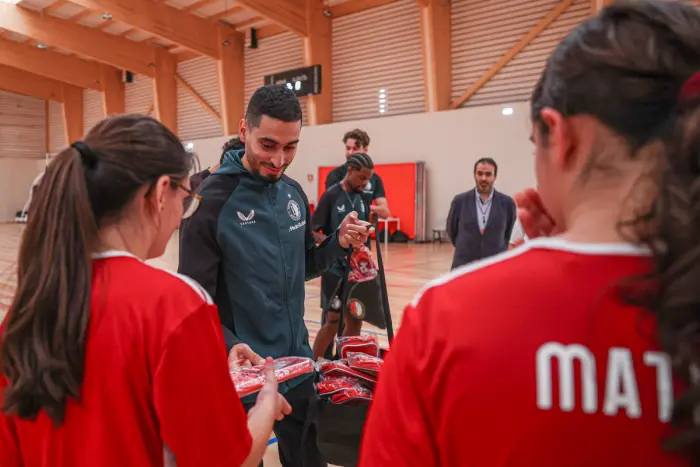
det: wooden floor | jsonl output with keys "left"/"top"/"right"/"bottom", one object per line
{"left": 0, "top": 223, "right": 455, "bottom": 465}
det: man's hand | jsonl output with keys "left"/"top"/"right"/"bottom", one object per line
{"left": 338, "top": 211, "right": 375, "bottom": 248}
{"left": 513, "top": 188, "right": 561, "bottom": 239}
{"left": 228, "top": 343, "right": 265, "bottom": 370}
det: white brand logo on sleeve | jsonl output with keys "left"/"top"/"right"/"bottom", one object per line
{"left": 536, "top": 342, "right": 673, "bottom": 421}
{"left": 237, "top": 210, "right": 256, "bottom": 225}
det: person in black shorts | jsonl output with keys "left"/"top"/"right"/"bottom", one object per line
{"left": 312, "top": 153, "right": 374, "bottom": 360}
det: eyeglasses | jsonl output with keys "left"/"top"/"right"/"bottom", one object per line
{"left": 171, "top": 181, "right": 202, "bottom": 220}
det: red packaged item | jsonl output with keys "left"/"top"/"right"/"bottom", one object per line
{"left": 346, "top": 352, "right": 383, "bottom": 376}
{"left": 231, "top": 356, "right": 315, "bottom": 397}
{"left": 336, "top": 335, "right": 379, "bottom": 359}
{"left": 347, "top": 245, "right": 378, "bottom": 283}
{"left": 316, "top": 376, "right": 360, "bottom": 397}
{"left": 320, "top": 359, "right": 377, "bottom": 387}
{"left": 330, "top": 385, "right": 373, "bottom": 405}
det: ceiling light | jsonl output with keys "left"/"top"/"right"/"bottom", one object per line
{"left": 501, "top": 107, "right": 514, "bottom": 116}
{"left": 102, "top": 12, "right": 113, "bottom": 20}
{"left": 37, "top": 43, "right": 47, "bottom": 49}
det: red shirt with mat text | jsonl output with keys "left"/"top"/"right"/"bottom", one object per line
{"left": 360, "top": 239, "right": 686, "bottom": 467}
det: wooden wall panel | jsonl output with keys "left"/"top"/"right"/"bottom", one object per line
{"left": 0, "top": 90, "right": 46, "bottom": 159}
{"left": 451, "top": 0, "right": 588, "bottom": 107}
{"left": 332, "top": 0, "right": 424, "bottom": 122}
{"left": 177, "top": 56, "right": 223, "bottom": 141}
{"left": 125, "top": 74, "right": 154, "bottom": 115}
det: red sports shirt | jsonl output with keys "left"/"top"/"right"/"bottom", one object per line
{"left": 0, "top": 251, "right": 252, "bottom": 467}
{"left": 361, "top": 238, "right": 688, "bottom": 467}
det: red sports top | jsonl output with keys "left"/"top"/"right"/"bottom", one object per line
{"left": 0, "top": 251, "right": 252, "bottom": 467}
{"left": 361, "top": 238, "right": 688, "bottom": 467}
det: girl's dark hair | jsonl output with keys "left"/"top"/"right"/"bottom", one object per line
{"left": 347, "top": 152, "right": 374, "bottom": 171}
{"left": 531, "top": 0, "right": 700, "bottom": 457}
{"left": 0, "top": 114, "right": 194, "bottom": 426}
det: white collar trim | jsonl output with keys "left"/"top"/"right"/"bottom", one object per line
{"left": 92, "top": 250, "right": 140, "bottom": 260}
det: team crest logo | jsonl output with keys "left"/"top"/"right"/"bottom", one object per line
{"left": 287, "top": 199, "right": 301, "bottom": 221}
{"left": 237, "top": 210, "right": 255, "bottom": 225}
{"left": 332, "top": 296, "right": 342, "bottom": 310}
{"left": 348, "top": 299, "right": 366, "bottom": 319}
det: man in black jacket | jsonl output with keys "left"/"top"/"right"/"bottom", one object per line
{"left": 447, "top": 158, "right": 517, "bottom": 269}
{"left": 178, "top": 85, "right": 373, "bottom": 467}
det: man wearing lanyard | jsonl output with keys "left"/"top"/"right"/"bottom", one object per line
{"left": 446, "top": 158, "right": 516, "bottom": 269}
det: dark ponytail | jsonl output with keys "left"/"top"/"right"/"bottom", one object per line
{"left": 530, "top": 0, "right": 700, "bottom": 458}
{"left": 1, "top": 114, "right": 194, "bottom": 425}
{"left": 637, "top": 89, "right": 700, "bottom": 454}
{"left": 1, "top": 146, "right": 97, "bottom": 425}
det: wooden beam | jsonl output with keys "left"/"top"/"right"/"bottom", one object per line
{"left": 303, "top": 0, "right": 332, "bottom": 125}
{"left": 44, "top": 0, "right": 70, "bottom": 13}
{"left": 175, "top": 73, "right": 221, "bottom": 123}
{"left": 234, "top": 0, "right": 307, "bottom": 36}
{"left": 420, "top": 0, "right": 451, "bottom": 112}
{"left": 68, "top": 0, "right": 220, "bottom": 58}
{"left": 0, "top": 4, "right": 156, "bottom": 76}
{"left": 0, "top": 64, "right": 64, "bottom": 102}
{"left": 209, "top": 6, "right": 244, "bottom": 21}
{"left": 450, "top": 0, "right": 573, "bottom": 109}
{"left": 153, "top": 49, "right": 177, "bottom": 134}
{"left": 62, "top": 84, "right": 84, "bottom": 142}
{"left": 256, "top": 24, "right": 286, "bottom": 40}
{"left": 216, "top": 24, "right": 244, "bottom": 135}
{"left": 101, "top": 65, "right": 125, "bottom": 115}
{"left": 0, "top": 36, "right": 102, "bottom": 91}
{"left": 184, "top": 0, "right": 219, "bottom": 13}
{"left": 331, "top": 0, "right": 396, "bottom": 17}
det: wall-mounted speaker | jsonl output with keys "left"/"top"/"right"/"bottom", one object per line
{"left": 250, "top": 28, "right": 258, "bottom": 49}
{"left": 123, "top": 71, "right": 134, "bottom": 83}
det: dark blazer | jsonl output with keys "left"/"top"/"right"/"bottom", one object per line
{"left": 446, "top": 189, "right": 517, "bottom": 270}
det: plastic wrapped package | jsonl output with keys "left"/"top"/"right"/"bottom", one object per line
{"left": 329, "top": 385, "right": 373, "bottom": 405}
{"left": 230, "top": 356, "right": 315, "bottom": 397}
{"left": 335, "top": 335, "right": 379, "bottom": 359}
{"left": 316, "top": 376, "right": 361, "bottom": 397}
{"left": 346, "top": 352, "right": 383, "bottom": 376}
{"left": 320, "top": 359, "right": 377, "bottom": 387}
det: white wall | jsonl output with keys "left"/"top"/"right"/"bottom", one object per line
{"left": 187, "top": 101, "right": 537, "bottom": 233}
{"left": 0, "top": 158, "right": 46, "bottom": 222}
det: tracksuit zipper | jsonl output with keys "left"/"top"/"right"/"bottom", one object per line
{"left": 267, "top": 186, "right": 296, "bottom": 352}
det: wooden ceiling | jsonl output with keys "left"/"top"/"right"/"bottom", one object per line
{"left": 0, "top": 0, "right": 393, "bottom": 68}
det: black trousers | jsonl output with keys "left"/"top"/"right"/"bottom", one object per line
{"left": 246, "top": 376, "right": 327, "bottom": 467}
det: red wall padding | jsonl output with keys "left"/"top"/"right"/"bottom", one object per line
{"left": 318, "top": 163, "right": 417, "bottom": 239}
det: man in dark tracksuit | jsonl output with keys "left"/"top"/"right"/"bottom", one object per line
{"left": 447, "top": 158, "right": 517, "bottom": 270}
{"left": 179, "top": 85, "right": 372, "bottom": 467}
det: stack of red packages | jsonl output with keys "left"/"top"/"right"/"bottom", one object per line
{"left": 231, "top": 356, "right": 315, "bottom": 397}
{"left": 316, "top": 335, "right": 386, "bottom": 405}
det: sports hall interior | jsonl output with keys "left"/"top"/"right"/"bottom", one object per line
{"left": 0, "top": 0, "right": 625, "bottom": 463}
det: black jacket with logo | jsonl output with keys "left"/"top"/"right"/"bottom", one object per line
{"left": 178, "top": 150, "right": 346, "bottom": 394}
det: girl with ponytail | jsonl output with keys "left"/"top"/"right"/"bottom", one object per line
{"left": 0, "top": 114, "right": 289, "bottom": 467}
{"left": 362, "top": 1, "right": 700, "bottom": 465}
